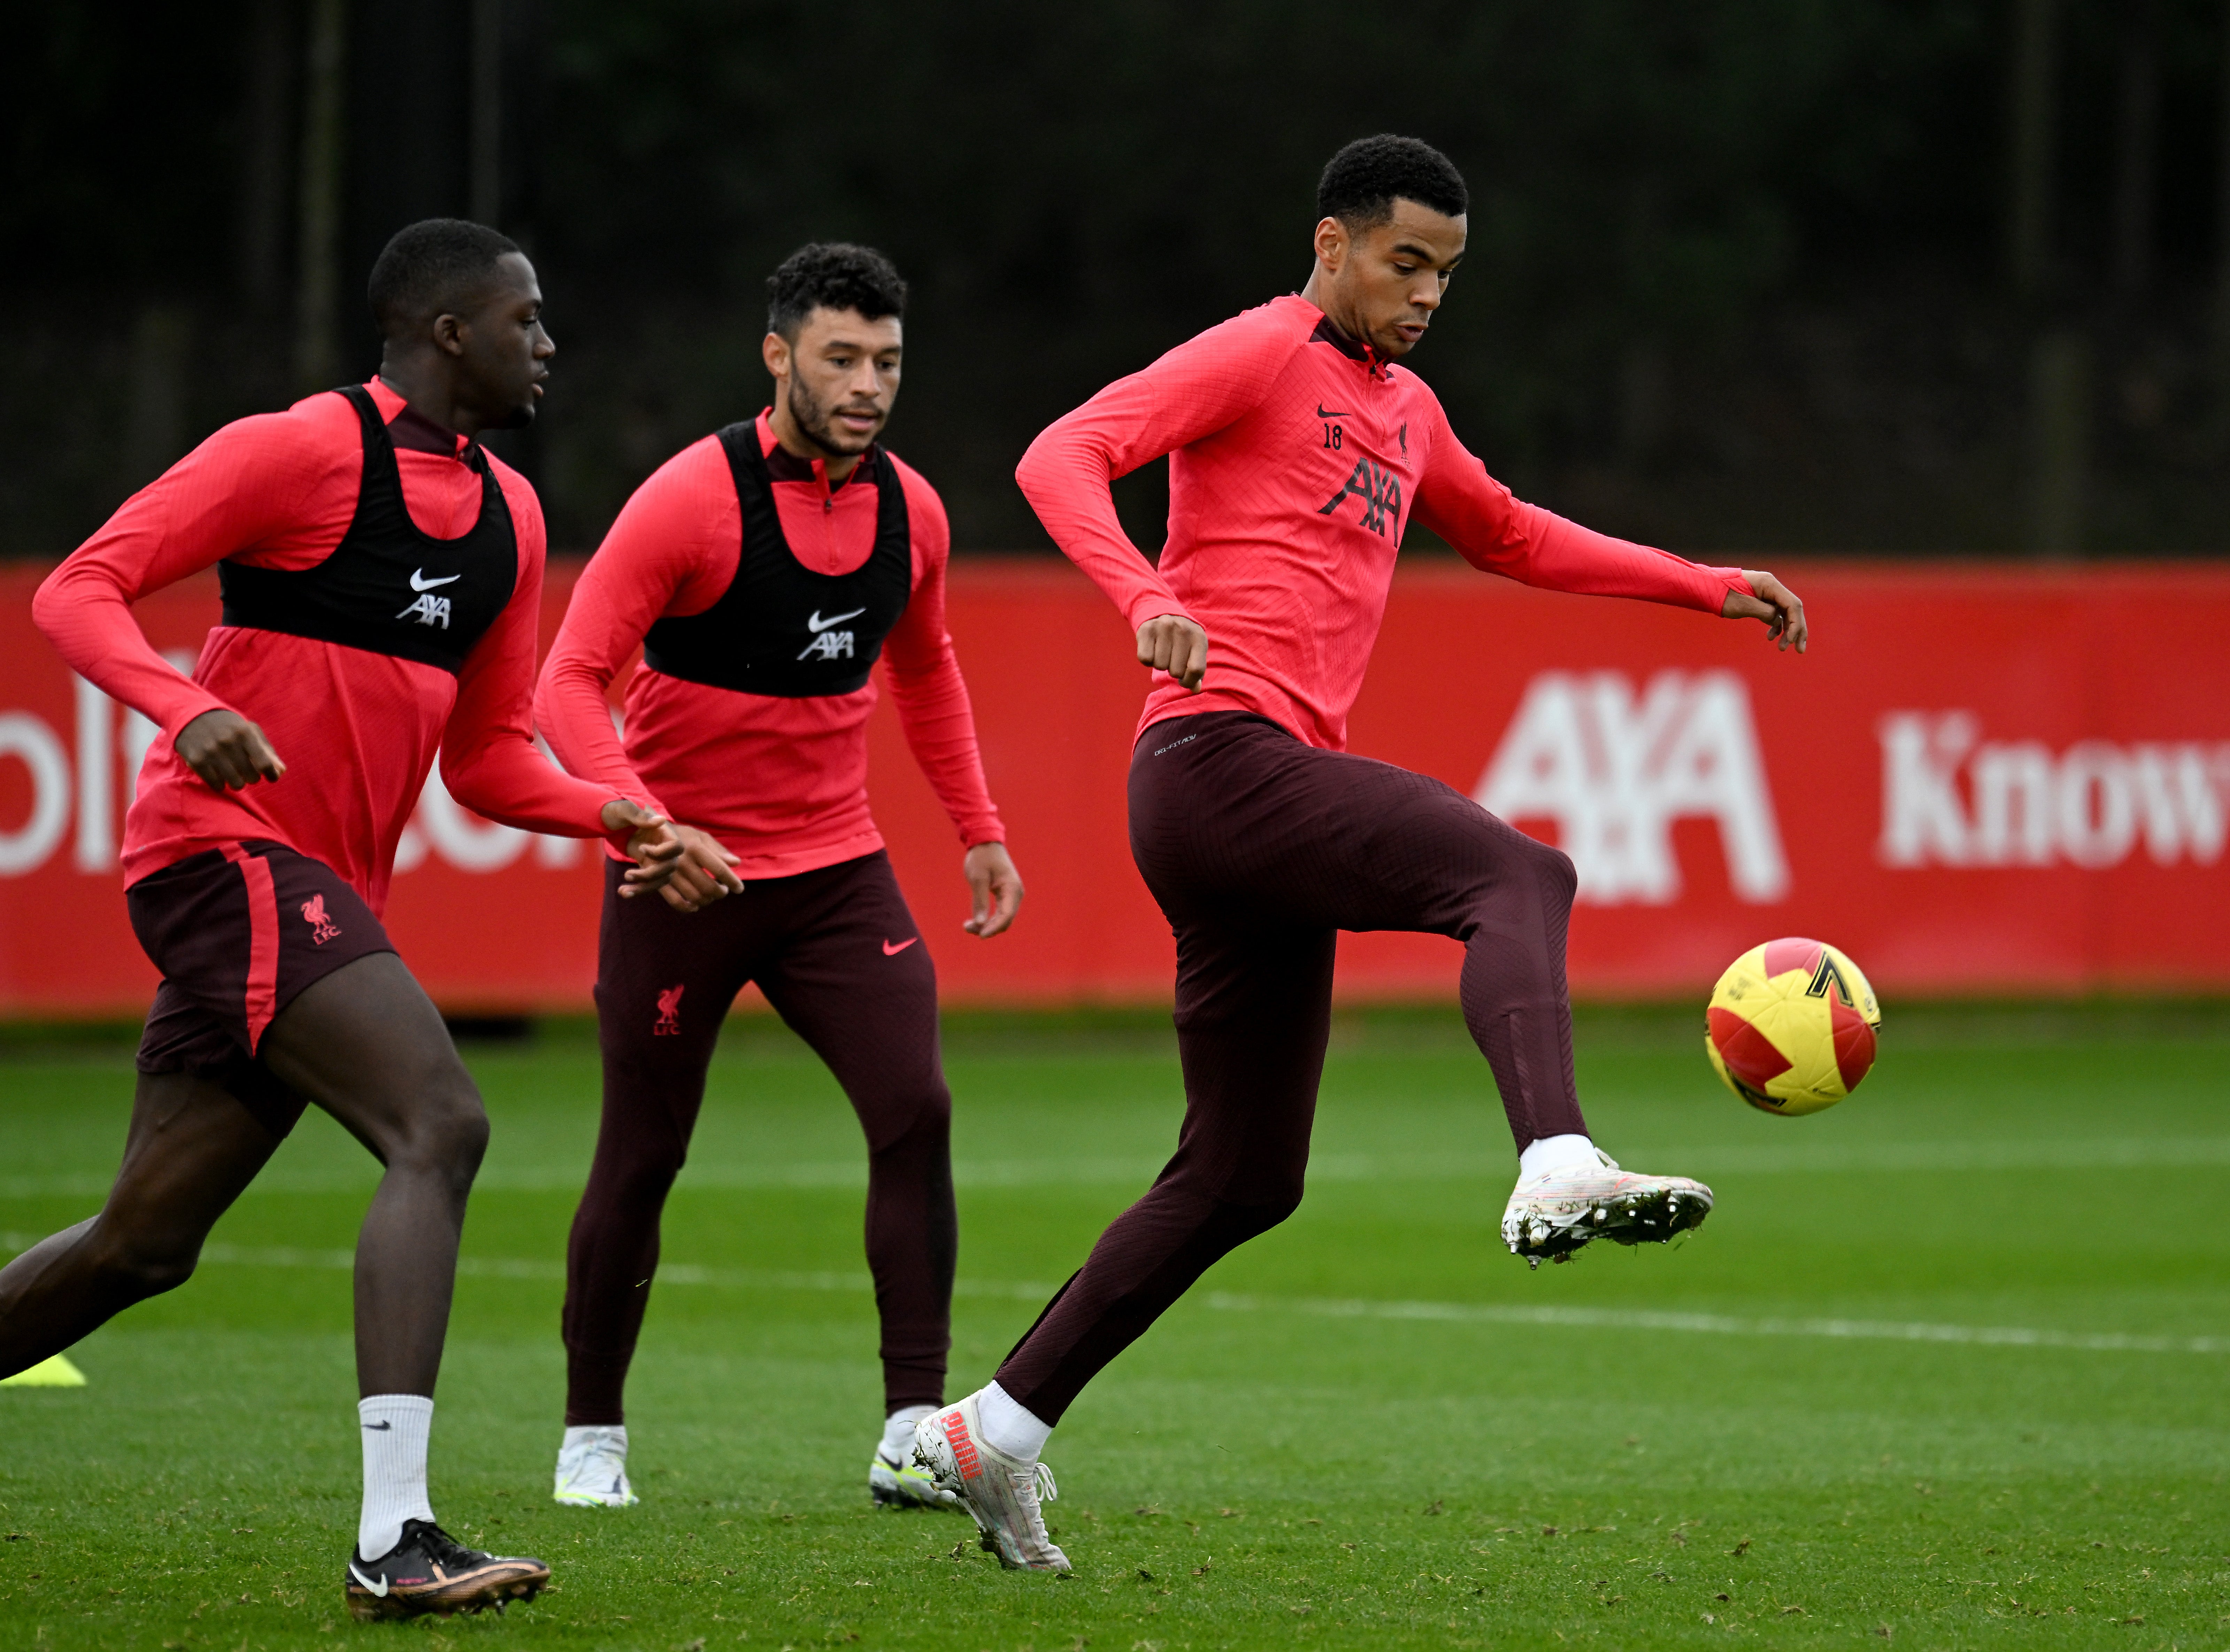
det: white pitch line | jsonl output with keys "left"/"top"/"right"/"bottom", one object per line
{"left": 1195, "top": 1292, "right": 2230, "bottom": 1356}
{"left": 3, "top": 1233, "right": 2221, "bottom": 1359}
{"left": 5, "top": 1137, "right": 2229, "bottom": 1201}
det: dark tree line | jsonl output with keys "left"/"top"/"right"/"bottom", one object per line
{"left": 6, "top": 0, "right": 2229, "bottom": 559}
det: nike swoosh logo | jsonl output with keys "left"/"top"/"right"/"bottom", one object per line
{"left": 348, "top": 1562, "right": 390, "bottom": 1597}
{"left": 1316, "top": 404, "right": 1348, "bottom": 418}
{"left": 882, "top": 937, "right": 917, "bottom": 956}
{"left": 807, "top": 608, "right": 867, "bottom": 633}
{"left": 409, "top": 569, "right": 462, "bottom": 591}
{"left": 362, "top": 1420, "right": 392, "bottom": 1430}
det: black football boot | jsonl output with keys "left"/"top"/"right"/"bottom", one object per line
{"left": 344, "top": 1517, "right": 550, "bottom": 1620}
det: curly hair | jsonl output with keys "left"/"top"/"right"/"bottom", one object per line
{"left": 1317, "top": 135, "right": 1468, "bottom": 230}
{"left": 766, "top": 242, "right": 908, "bottom": 340}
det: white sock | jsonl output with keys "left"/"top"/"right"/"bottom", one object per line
{"left": 358, "top": 1395, "right": 436, "bottom": 1560}
{"left": 976, "top": 1382, "right": 1051, "bottom": 1465}
{"left": 562, "top": 1422, "right": 627, "bottom": 1454}
{"left": 879, "top": 1404, "right": 935, "bottom": 1466}
{"left": 1519, "top": 1133, "right": 1599, "bottom": 1181}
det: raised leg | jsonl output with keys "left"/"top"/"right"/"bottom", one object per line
{"left": 1307, "top": 763, "right": 1588, "bottom": 1148}
{"left": 1133, "top": 715, "right": 1589, "bottom": 1150}
{"left": 0, "top": 1070, "right": 286, "bottom": 1377}
{"left": 992, "top": 713, "right": 1591, "bottom": 1426}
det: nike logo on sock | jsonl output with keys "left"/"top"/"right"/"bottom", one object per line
{"left": 362, "top": 1420, "right": 392, "bottom": 1430}
{"left": 348, "top": 1561, "right": 390, "bottom": 1596}
{"left": 882, "top": 937, "right": 917, "bottom": 955}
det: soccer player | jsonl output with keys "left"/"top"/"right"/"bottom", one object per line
{"left": 534, "top": 243, "right": 1020, "bottom": 1513}
{"left": 912, "top": 136, "right": 1809, "bottom": 1570}
{"left": 5, "top": 220, "right": 688, "bottom": 1619}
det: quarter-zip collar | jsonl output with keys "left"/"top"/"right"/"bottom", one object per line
{"left": 371, "top": 376, "right": 482, "bottom": 463}
{"left": 756, "top": 408, "right": 871, "bottom": 510}
{"left": 1309, "top": 316, "right": 1390, "bottom": 381}
{"left": 1295, "top": 301, "right": 1391, "bottom": 381}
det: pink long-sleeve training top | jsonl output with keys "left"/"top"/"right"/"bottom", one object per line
{"left": 34, "top": 377, "right": 627, "bottom": 912}
{"left": 1016, "top": 294, "right": 1752, "bottom": 752}
{"left": 534, "top": 412, "right": 1002, "bottom": 880}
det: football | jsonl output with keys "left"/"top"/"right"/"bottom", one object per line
{"left": 1705, "top": 937, "right": 1882, "bottom": 1116}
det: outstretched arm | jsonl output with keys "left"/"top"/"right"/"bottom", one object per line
{"left": 1411, "top": 408, "right": 1803, "bottom": 648}
{"left": 1015, "top": 307, "right": 1303, "bottom": 692}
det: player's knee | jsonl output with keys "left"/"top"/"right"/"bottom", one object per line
{"left": 903, "top": 1084, "right": 953, "bottom": 1144}
{"left": 89, "top": 1221, "right": 200, "bottom": 1298}
{"left": 1208, "top": 1162, "right": 1307, "bottom": 1235}
{"left": 1229, "top": 1187, "right": 1304, "bottom": 1241}
{"left": 430, "top": 1093, "right": 491, "bottom": 1184}
{"left": 865, "top": 1081, "right": 951, "bottom": 1161}
{"left": 1489, "top": 831, "right": 1577, "bottom": 914}
{"left": 1543, "top": 841, "right": 1578, "bottom": 906}
{"left": 395, "top": 1072, "right": 489, "bottom": 1188}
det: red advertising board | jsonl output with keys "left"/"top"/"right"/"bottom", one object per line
{"left": 2, "top": 558, "right": 2226, "bottom": 1016}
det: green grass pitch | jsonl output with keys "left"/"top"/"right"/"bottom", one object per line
{"left": 1, "top": 1003, "right": 2226, "bottom": 1649}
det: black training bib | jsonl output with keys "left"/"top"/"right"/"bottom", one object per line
{"left": 640, "top": 423, "right": 912, "bottom": 698}
{"left": 218, "top": 385, "right": 518, "bottom": 674}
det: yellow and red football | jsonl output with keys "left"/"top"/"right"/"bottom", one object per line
{"left": 1705, "top": 938, "right": 1882, "bottom": 1116}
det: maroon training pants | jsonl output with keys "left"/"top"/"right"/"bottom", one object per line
{"left": 562, "top": 850, "right": 955, "bottom": 1423}
{"left": 994, "top": 712, "right": 1589, "bottom": 1422}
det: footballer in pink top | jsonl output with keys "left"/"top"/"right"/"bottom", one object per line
{"left": 7, "top": 221, "right": 690, "bottom": 1617}
{"left": 533, "top": 245, "right": 1021, "bottom": 1515}
{"left": 912, "top": 137, "right": 1809, "bottom": 1570}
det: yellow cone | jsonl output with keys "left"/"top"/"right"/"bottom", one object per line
{"left": 1, "top": 1355, "right": 87, "bottom": 1388}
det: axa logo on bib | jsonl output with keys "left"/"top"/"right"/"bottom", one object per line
{"left": 1878, "top": 712, "right": 2227, "bottom": 869}
{"left": 1474, "top": 670, "right": 1790, "bottom": 906}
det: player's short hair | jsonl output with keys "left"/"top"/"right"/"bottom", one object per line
{"left": 366, "top": 219, "right": 522, "bottom": 336}
{"left": 1317, "top": 135, "right": 1469, "bottom": 231}
{"left": 765, "top": 242, "right": 908, "bottom": 341}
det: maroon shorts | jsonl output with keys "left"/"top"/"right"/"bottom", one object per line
{"left": 125, "top": 840, "right": 394, "bottom": 1134}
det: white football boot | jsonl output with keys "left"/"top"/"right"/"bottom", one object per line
{"left": 911, "top": 1391, "right": 1070, "bottom": 1570}
{"left": 872, "top": 1404, "right": 957, "bottom": 1507}
{"left": 870, "top": 1449, "right": 959, "bottom": 1508}
{"left": 1502, "top": 1149, "right": 1713, "bottom": 1268}
{"left": 552, "top": 1424, "right": 640, "bottom": 1507}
